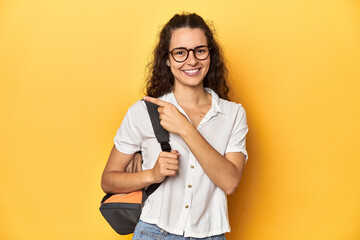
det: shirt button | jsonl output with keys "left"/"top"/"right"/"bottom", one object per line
{"left": 185, "top": 205, "right": 189, "bottom": 209}
{"left": 190, "top": 165, "right": 194, "bottom": 169}
{"left": 188, "top": 184, "right": 192, "bottom": 188}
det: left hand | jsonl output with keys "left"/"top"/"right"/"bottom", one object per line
{"left": 143, "top": 96, "right": 191, "bottom": 135}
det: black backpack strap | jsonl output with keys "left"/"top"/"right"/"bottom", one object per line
{"left": 143, "top": 100, "right": 171, "bottom": 197}
{"left": 144, "top": 101, "right": 171, "bottom": 152}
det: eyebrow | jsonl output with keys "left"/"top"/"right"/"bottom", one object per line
{"left": 170, "top": 45, "right": 208, "bottom": 50}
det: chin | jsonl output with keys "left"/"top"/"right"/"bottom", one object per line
{"left": 176, "top": 79, "right": 204, "bottom": 88}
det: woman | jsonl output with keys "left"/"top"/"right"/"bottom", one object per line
{"left": 101, "top": 13, "right": 248, "bottom": 239}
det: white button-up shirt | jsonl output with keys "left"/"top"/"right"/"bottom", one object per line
{"left": 114, "top": 88, "right": 248, "bottom": 238}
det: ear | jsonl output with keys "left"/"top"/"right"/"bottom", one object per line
{"left": 166, "top": 59, "right": 170, "bottom": 66}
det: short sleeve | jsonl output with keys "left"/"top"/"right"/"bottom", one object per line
{"left": 113, "top": 103, "right": 143, "bottom": 154}
{"left": 225, "top": 105, "right": 249, "bottom": 163}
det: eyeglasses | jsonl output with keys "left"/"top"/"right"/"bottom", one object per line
{"left": 168, "top": 45, "right": 210, "bottom": 63}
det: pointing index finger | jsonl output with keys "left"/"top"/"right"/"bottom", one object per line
{"left": 143, "top": 96, "right": 169, "bottom": 107}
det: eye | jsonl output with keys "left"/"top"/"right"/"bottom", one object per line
{"left": 195, "top": 47, "right": 208, "bottom": 54}
{"left": 173, "top": 49, "right": 187, "bottom": 56}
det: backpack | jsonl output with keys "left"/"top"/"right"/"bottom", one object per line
{"left": 99, "top": 101, "right": 171, "bottom": 235}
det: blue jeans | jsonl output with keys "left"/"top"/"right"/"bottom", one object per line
{"left": 132, "top": 220, "right": 226, "bottom": 240}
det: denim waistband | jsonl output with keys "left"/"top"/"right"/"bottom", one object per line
{"left": 132, "top": 220, "right": 226, "bottom": 240}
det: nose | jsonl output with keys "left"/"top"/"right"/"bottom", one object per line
{"left": 186, "top": 50, "right": 198, "bottom": 65}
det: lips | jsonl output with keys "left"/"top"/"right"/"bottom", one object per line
{"left": 183, "top": 68, "right": 201, "bottom": 76}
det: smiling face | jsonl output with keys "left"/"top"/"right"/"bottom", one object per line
{"left": 167, "top": 27, "right": 210, "bottom": 90}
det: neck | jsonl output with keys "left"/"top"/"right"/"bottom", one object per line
{"left": 173, "top": 83, "right": 210, "bottom": 108}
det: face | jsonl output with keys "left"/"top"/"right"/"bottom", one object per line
{"left": 167, "top": 27, "right": 210, "bottom": 89}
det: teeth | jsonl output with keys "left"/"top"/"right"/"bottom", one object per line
{"left": 184, "top": 69, "right": 199, "bottom": 74}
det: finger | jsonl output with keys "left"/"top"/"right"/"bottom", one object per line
{"left": 160, "top": 150, "right": 179, "bottom": 155}
{"left": 160, "top": 151, "right": 180, "bottom": 158}
{"left": 158, "top": 155, "right": 178, "bottom": 162}
{"left": 171, "top": 150, "right": 181, "bottom": 157}
{"left": 163, "top": 158, "right": 179, "bottom": 165}
{"left": 164, "top": 169, "right": 177, "bottom": 177}
{"left": 165, "top": 163, "right": 179, "bottom": 171}
{"left": 143, "top": 96, "right": 170, "bottom": 107}
{"left": 157, "top": 106, "right": 164, "bottom": 114}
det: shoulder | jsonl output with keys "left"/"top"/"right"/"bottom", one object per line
{"left": 218, "top": 98, "right": 246, "bottom": 116}
{"left": 121, "top": 100, "right": 150, "bottom": 130}
{"left": 207, "top": 88, "right": 246, "bottom": 116}
{"left": 126, "top": 99, "right": 148, "bottom": 117}
{"left": 218, "top": 99, "right": 248, "bottom": 134}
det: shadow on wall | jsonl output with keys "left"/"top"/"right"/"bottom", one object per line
{"left": 226, "top": 72, "right": 265, "bottom": 239}
{"left": 227, "top": 115, "right": 262, "bottom": 239}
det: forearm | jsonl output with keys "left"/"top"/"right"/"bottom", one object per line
{"left": 180, "top": 124, "right": 242, "bottom": 194}
{"left": 101, "top": 169, "right": 155, "bottom": 194}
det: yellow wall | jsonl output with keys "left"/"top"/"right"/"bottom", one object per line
{"left": 1, "top": 0, "right": 359, "bottom": 239}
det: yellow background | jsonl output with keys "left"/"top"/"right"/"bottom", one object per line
{"left": 1, "top": 0, "right": 359, "bottom": 239}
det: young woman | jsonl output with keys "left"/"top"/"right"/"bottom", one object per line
{"left": 101, "top": 13, "right": 248, "bottom": 240}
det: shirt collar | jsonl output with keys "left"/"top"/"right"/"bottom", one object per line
{"left": 205, "top": 88, "right": 226, "bottom": 115}
{"left": 160, "top": 88, "right": 225, "bottom": 116}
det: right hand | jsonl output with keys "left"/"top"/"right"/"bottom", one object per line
{"left": 151, "top": 150, "right": 180, "bottom": 183}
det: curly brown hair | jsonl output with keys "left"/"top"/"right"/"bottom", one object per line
{"left": 145, "top": 13, "right": 229, "bottom": 100}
